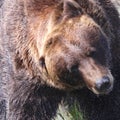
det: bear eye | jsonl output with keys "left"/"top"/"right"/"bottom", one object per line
{"left": 86, "top": 50, "right": 96, "bottom": 57}
{"left": 39, "top": 57, "right": 45, "bottom": 68}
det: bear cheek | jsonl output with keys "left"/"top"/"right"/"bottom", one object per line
{"left": 45, "top": 54, "right": 64, "bottom": 80}
{"left": 44, "top": 51, "right": 84, "bottom": 89}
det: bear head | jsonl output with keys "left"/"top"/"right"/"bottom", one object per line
{"left": 15, "top": 0, "right": 114, "bottom": 95}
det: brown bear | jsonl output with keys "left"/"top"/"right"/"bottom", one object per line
{"left": 0, "top": 0, "right": 120, "bottom": 120}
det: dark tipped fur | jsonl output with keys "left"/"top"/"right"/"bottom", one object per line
{"left": 0, "top": 0, "right": 120, "bottom": 120}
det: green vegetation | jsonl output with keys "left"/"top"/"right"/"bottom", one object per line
{"left": 54, "top": 101, "right": 85, "bottom": 120}
{"left": 69, "top": 102, "right": 84, "bottom": 120}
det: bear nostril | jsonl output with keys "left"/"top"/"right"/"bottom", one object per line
{"left": 95, "top": 76, "right": 111, "bottom": 92}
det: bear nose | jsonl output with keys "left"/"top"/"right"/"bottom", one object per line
{"left": 95, "top": 76, "right": 111, "bottom": 92}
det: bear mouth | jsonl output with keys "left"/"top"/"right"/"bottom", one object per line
{"left": 91, "top": 83, "right": 113, "bottom": 95}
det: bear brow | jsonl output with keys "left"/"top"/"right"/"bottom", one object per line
{"left": 46, "top": 36, "right": 61, "bottom": 48}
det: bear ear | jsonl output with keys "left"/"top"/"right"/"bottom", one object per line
{"left": 63, "top": 0, "right": 82, "bottom": 18}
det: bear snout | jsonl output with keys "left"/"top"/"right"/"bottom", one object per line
{"left": 91, "top": 74, "right": 114, "bottom": 95}
{"left": 95, "top": 76, "right": 112, "bottom": 94}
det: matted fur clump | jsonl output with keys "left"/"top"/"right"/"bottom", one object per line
{"left": 0, "top": 0, "right": 120, "bottom": 120}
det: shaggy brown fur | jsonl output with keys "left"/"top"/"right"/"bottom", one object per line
{"left": 0, "top": 0, "right": 120, "bottom": 120}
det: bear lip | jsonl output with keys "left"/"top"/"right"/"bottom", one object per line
{"left": 91, "top": 83, "right": 113, "bottom": 95}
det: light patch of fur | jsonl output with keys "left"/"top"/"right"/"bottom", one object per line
{"left": 53, "top": 101, "right": 72, "bottom": 120}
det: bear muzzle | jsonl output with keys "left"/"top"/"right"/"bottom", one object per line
{"left": 94, "top": 76, "right": 113, "bottom": 95}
